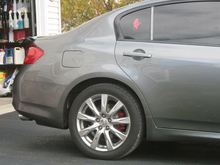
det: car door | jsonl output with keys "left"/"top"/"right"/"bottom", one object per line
{"left": 115, "top": 1, "right": 220, "bottom": 132}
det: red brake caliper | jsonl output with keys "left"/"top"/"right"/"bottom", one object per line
{"left": 116, "top": 111, "right": 126, "bottom": 132}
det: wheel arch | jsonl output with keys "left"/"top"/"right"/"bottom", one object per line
{"left": 62, "top": 76, "right": 152, "bottom": 139}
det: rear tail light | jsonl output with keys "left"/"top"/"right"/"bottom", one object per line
{"left": 24, "top": 45, "right": 44, "bottom": 64}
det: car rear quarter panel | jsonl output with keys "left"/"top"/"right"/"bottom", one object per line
{"left": 13, "top": 10, "right": 151, "bottom": 130}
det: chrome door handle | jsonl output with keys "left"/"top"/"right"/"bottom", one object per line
{"left": 123, "top": 51, "right": 152, "bottom": 59}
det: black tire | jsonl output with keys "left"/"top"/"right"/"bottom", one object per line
{"left": 69, "top": 83, "right": 144, "bottom": 160}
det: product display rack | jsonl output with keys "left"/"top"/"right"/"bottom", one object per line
{"left": 0, "top": 0, "right": 34, "bottom": 96}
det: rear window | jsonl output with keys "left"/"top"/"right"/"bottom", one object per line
{"left": 154, "top": 2, "right": 220, "bottom": 46}
{"left": 119, "top": 8, "right": 151, "bottom": 41}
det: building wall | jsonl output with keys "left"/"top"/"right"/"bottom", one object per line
{"left": 35, "top": 0, "right": 61, "bottom": 36}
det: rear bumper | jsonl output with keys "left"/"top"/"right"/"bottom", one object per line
{"left": 12, "top": 66, "right": 67, "bottom": 129}
{"left": 13, "top": 101, "right": 64, "bottom": 128}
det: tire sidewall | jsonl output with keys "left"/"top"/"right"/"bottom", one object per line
{"left": 69, "top": 84, "right": 144, "bottom": 159}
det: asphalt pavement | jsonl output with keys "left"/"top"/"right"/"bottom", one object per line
{"left": 0, "top": 98, "right": 220, "bottom": 165}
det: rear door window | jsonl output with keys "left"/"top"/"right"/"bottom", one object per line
{"left": 119, "top": 8, "right": 151, "bottom": 41}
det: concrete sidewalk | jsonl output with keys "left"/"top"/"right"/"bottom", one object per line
{"left": 0, "top": 98, "right": 14, "bottom": 115}
{"left": 0, "top": 97, "right": 12, "bottom": 106}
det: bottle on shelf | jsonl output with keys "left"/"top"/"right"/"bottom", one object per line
{"left": 8, "top": 10, "right": 14, "bottom": 42}
{"left": 1, "top": 9, "right": 8, "bottom": 40}
{"left": 0, "top": 49, "right": 5, "bottom": 65}
{"left": 13, "top": 12, "right": 18, "bottom": 30}
{"left": 14, "top": 47, "right": 25, "bottom": 65}
{"left": 24, "top": 10, "right": 29, "bottom": 29}
{"left": 17, "top": 11, "right": 24, "bottom": 29}
{"left": 4, "top": 48, "right": 14, "bottom": 65}
{"left": 9, "top": 48, "right": 14, "bottom": 65}
{"left": 3, "top": 0, "right": 7, "bottom": 13}
{"left": 9, "top": 10, "right": 14, "bottom": 28}
{"left": 2, "top": 3, "right": 8, "bottom": 29}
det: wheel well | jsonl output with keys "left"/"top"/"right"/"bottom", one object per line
{"left": 63, "top": 78, "right": 146, "bottom": 132}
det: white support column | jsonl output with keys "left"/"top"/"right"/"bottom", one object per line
{"left": 58, "top": 0, "right": 62, "bottom": 34}
{"left": 35, "top": 0, "right": 49, "bottom": 36}
{"left": 35, "top": 0, "right": 61, "bottom": 36}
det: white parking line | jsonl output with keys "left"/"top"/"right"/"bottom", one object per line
{"left": 0, "top": 104, "right": 15, "bottom": 115}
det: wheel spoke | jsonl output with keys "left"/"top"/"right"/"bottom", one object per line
{"left": 77, "top": 112, "right": 96, "bottom": 123}
{"left": 77, "top": 94, "right": 131, "bottom": 151}
{"left": 111, "top": 117, "right": 130, "bottom": 125}
{"left": 86, "top": 98, "right": 100, "bottom": 117}
{"left": 101, "top": 94, "right": 108, "bottom": 114}
{"left": 108, "top": 100, "right": 124, "bottom": 116}
{"left": 104, "top": 130, "right": 114, "bottom": 151}
{"left": 110, "top": 126, "right": 127, "bottom": 141}
{"left": 79, "top": 123, "right": 99, "bottom": 137}
{"left": 91, "top": 129, "right": 103, "bottom": 149}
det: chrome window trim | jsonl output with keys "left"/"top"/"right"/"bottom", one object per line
{"left": 150, "top": 6, "right": 154, "bottom": 41}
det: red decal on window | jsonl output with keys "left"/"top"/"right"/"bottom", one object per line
{"left": 133, "top": 18, "right": 141, "bottom": 30}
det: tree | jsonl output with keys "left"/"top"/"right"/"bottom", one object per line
{"left": 61, "top": 0, "right": 141, "bottom": 31}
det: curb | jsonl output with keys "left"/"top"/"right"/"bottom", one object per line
{"left": 0, "top": 104, "right": 15, "bottom": 115}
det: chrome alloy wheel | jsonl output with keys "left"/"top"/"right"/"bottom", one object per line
{"left": 76, "top": 94, "right": 131, "bottom": 152}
